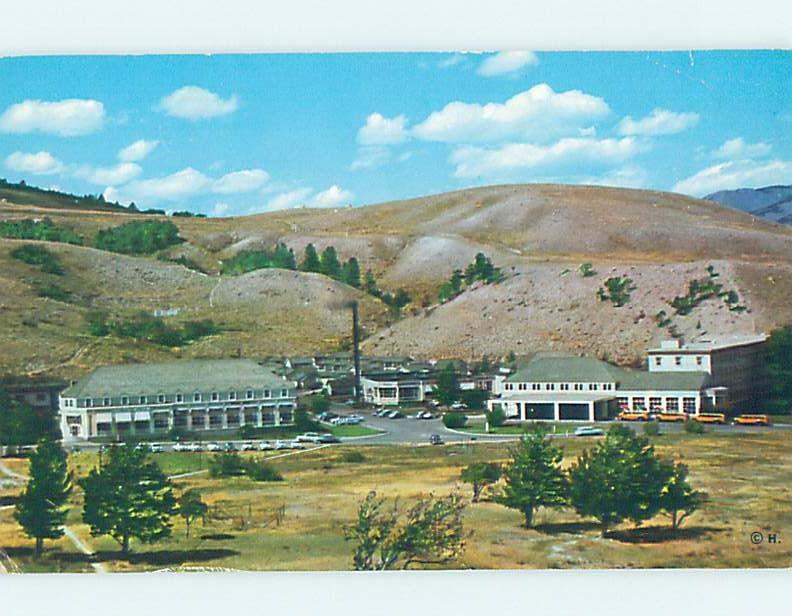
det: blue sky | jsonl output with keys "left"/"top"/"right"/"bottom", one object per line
{"left": 0, "top": 51, "right": 789, "bottom": 216}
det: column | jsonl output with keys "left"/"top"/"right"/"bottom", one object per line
{"left": 553, "top": 401, "right": 560, "bottom": 421}
{"left": 221, "top": 408, "right": 228, "bottom": 429}
{"left": 257, "top": 406, "right": 263, "bottom": 428}
{"left": 588, "top": 401, "right": 595, "bottom": 422}
{"left": 149, "top": 416, "right": 155, "bottom": 435}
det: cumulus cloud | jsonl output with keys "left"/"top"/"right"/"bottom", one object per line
{"left": 617, "top": 108, "right": 699, "bottom": 136}
{"left": 118, "top": 139, "right": 159, "bottom": 162}
{"left": 310, "top": 185, "right": 354, "bottom": 208}
{"left": 411, "top": 84, "right": 610, "bottom": 144}
{"left": 158, "top": 86, "right": 238, "bottom": 120}
{"left": 357, "top": 113, "right": 408, "bottom": 145}
{"left": 76, "top": 162, "right": 142, "bottom": 185}
{"left": 0, "top": 98, "right": 105, "bottom": 137}
{"left": 477, "top": 51, "right": 538, "bottom": 76}
{"left": 264, "top": 188, "right": 314, "bottom": 211}
{"left": 5, "top": 151, "right": 65, "bottom": 175}
{"left": 212, "top": 168, "right": 269, "bottom": 193}
{"left": 450, "top": 137, "right": 643, "bottom": 178}
{"left": 108, "top": 167, "right": 211, "bottom": 202}
{"left": 712, "top": 137, "right": 772, "bottom": 160}
{"left": 672, "top": 159, "right": 792, "bottom": 196}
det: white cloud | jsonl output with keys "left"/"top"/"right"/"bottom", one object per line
{"left": 357, "top": 113, "right": 408, "bottom": 145}
{"left": 617, "top": 108, "right": 699, "bottom": 136}
{"left": 310, "top": 185, "right": 354, "bottom": 208}
{"left": 5, "top": 151, "right": 65, "bottom": 175}
{"left": 450, "top": 137, "right": 643, "bottom": 178}
{"left": 411, "top": 84, "right": 610, "bottom": 144}
{"left": 477, "top": 51, "right": 538, "bottom": 76}
{"left": 438, "top": 54, "right": 467, "bottom": 69}
{"left": 0, "top": 98, "right": 105, "bottom": 137}
{"left": 672, "top": 159, "right": 792, "bottom": 196}
{"left": 109, "top": 167, "right": 211, "bottom": 202}
{"left": 158, "top": 86, "right": 238, "bottom": 120}
{"left": 212, "top": 168, "right": 269, "bottom": 193}
{"left": 264, "top": 188, "right": 314, "bottom": 211}
{"left": 712, "top": 137, "right": 772, "bottom": 160}
{"left": 212, "top": 202, "right": 230, "bottom": 217}
{"left": 118, "top": 139, "right": 159, "bottom": 162}
{"left": 350, "top": 146, "right": 391, "bottom": 171}
{"left": 584, "top": 165, "right": 649, "bottom": 189}
{"left": 77, "top": 162, "right": 142, "bottom": 185}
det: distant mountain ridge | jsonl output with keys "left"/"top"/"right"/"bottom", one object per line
{"left": 705, "top": 185, "right": 792, "bottom": 225}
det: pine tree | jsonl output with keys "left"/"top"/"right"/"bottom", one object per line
{"left": 300, "top": 243, "right": 322, "bottom": 273}
{"left": 364, "top": 270, "right": 381, "bottom": 297}
{"left": 341, "top": 257, "right": 361, "bottom": 288}
{"left": 659, "top": 462, "right": 703, "bottom": 529}
{"left": 14, "top": 439, "right": 72, "bottom": 557}
{"left": 497, "top": 427, "right": 568, "bottom": 527}
{"left": 80, "top": 443, "right": 177, "bottom": 555}
{"left": 320, "top": 246, "right": 342, "bottom": 280}
{"left": 178, "top": 489, "right": 208, "bottom": 537}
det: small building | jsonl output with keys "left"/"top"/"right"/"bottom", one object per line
{"left": 1, "top": 377, "right": 66, "bottom": 415}
{"left": 59, "top": 359, "right": 297, "bottom": 440}
{"left": 360, "top": 371, "right": 431, "bottom": 406}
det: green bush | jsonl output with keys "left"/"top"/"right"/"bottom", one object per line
{"left": 85, "top": 312, "right": 220, "bottom": 347}
{"left": 94, "top": 220, "right": 182, "bottom": 255}
{"left": 643, "top": 421, "right": 660, "bottom": 436}
{"left": 208, "top": 452, "right": 246, "bottom": 478}
{"left": 461, "top": 389, "right": 489, "bottom": 411}
{"left": 10, "top": 244, "right": 65, "bottom": 275}
{"left": 683, "top": 419, "right": 705, "bottom": 434}
{"left": 35, "top": 282, "right": 72, "bottom": 302}
{"left": 244, "top": 458, "right": 284, "bottom": 482}
{"left": 341, "top": 450, "right": 366, "bottom": 463}
{"left": 597, "top": 276, "right": 635, "bottom": 307}
{"left": 442, "top": 413, "right": 467, "bottom": 429}
{"left": 486, "top": 406, "right": 507, "bottom": 428}
{"left": 0, "top": 218, "right": 83, "bottom": 245}
{"left": 221, "top": 244, "right": 296, "bottom": 275}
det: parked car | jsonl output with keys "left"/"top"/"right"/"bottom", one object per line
{"left": 386, "top": 410, "right": 404, "bottom": 419}
{"left": 274, "top": 440, "right": 290, "bottom": 450}
{"left": 574, "top": 426, "right": 605, "bottom": 437}
{"left": 188, "top": 442, "right": 205, "bottom": 452}
{"left": 223, "top": 442, "right": 238, "bottom": 452}
{"left": 450, "top": 402, "right": 467, "bottom": 410}
{"left": 288, "top": 440, "right": 305, "bottom": 449}
{"left": 149, "top": 442, "right": 165, "bottom": 453}
{"left": 240, "top": 441, "right": 256, "bottom": 451}
{"left": 733, "top": 414, "right": 770, "bottom": 426}
{"left": 257, "top": 441, "right": 274, "bottom": 451}
{"left": 418, "top": 411, "right": 435, "bottom": 420}
{"left": 348, "top": 414, "right": 365, "bottom": 423}
{"left": 429, "top": 434, "right": 443, "bottom": 445}
{"left": 656, "top": 412, "right": 689, "bottom": 423}
{"left": 207, "top": 442, "right": 223, "bottom": 452}
{"left": 297, "top": 432, "right": 323, "bottom": 443}
{"left": 172, "top": 442, "right": 190, "bottom": 452}
{"left": 316, "top": 434, "right": 341, "bottom": 443}
{"left": 693, "top": 412, "right": 727, "bottom": 425}
{"left": 617, "top": 410, "right": 651, "bottom": 422}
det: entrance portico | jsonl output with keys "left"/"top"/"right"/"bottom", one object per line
{"left": 488, "top": 392, "right": 615, "bottom": 422}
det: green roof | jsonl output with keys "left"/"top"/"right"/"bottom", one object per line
{"left": 508, "top": 352, "right": 709, "bottom": 392}
{"left": 62, "top": 359, "right": 290, "bottom": 398}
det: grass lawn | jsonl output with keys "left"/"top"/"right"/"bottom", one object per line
{"left": 2, "top": 429, "right": 791, "bottom": 571}
{"left": 329, "top": 425, "right": 383, "bottom": 438}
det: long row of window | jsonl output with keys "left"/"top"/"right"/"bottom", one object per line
{"left": 654, "top": 355, "right": 705, "bottom": 367}
{"left": 504, "top": 382, "right": 615, "bottom": 392}
{"left": 67, "top": 388, "right": 291, "bottom": 408}
{"left": 617, "top": 396, "right": 696, "bottom": 412}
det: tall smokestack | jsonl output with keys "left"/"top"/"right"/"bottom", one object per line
{"left": 352, "top": 301, "right": 362, "bottom": 406}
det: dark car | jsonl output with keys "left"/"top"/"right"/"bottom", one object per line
{"left": 317, "top": 434, "right": 341, "bottom": 444}
{"left": 429, "top": 434, "right": 443, "bottom": 445}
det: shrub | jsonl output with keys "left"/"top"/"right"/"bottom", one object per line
{"left": 221, "top": 244, "right": 296, "bottom": 275}
{"left": 486, "top": 406, "right": 507, "bottom": 428}
{"left": 461, "top": 389, "right": 489, "bottom": 411}
{"left": 0, "top": 218, "right": 83, "bottom": 245}
{"left": 244, "top": 459, "right": 284, "bottom": 482}
{"left": 597, "top": 276, "right": 635, "bottom": 307}
{"left": 35, "top": 282, "right": 72, "bottom": 302}
{"left": 208, "top": 452, "right": 246, "bottom": 478}
{"left": 85, "top": 312, "right": 220, "bottom": 347}
{"left": 10, "top": 244, "right": 64, "bottom": 275}
{"left": 683, "top": 419, "right": 705, "bottom": 434}
{"left": 643, "top": 421, "right": 660, "bottom": 436}
{"left": 442, "top": 413, "right": 467, "bottom": 429}
{"left": 94, "top": 220, "right": 182, "bottom": 255}
{"left": 578, "top": 262, "right": 596, "bottom": 277}
{"left": 341, "top": 450, "right": 366, "bottom": 463}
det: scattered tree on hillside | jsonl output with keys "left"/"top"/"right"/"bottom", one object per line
{"left": 341, "top": 257, "right": 362, "bottom": 288}
{"left": 597, "top": 276, "right": 636, "bottom": 307}
{"left": 568, "top": 425, "right": 672, "bottom": 535}
{"left": 497, "top": 427, "right": 568, "bottom": 527}
{"left": 80, "top": 443, "right": 177, "bottom": 555}
{"left": 300, "top": 243, "right": 322, "bottom": 273}
{"left": 364, "top": 270, "right": 381, "bottom": 297}
{"left": 14, "top": 439, "right": 73, "bottom": 557}
{"left": 344, "top": 490, "right": 467, "bottom": 570}
{"left": 460, "top": 462, "right": 502, "bottom": 502}
{"left": 320, "top": 246, "right": 342, "bottom": 279}
{"left": 10, "top": 245, "right": 65, "bottom": 275}
{"left": 659, "top": 462, "right": 703, "bottom": 530}
{"left": 94, "top": 220, "right": 182, "bottom": 255}
{"left": 178, "top": 489, "right": 208, "bottom": 537}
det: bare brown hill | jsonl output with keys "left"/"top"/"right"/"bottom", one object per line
{"left": 1, "top": 183, "right": 791, "bottom": 373}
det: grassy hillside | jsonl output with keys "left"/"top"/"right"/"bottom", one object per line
{"left": 1, "top": 182, "right": 791, "bottom": 375}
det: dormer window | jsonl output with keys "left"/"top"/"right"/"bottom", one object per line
{"left": 121, "top": 396, "right": 129, "bottom": 405}
{"left": 228, "top": 391, "right": 237, "bottom": 400}
{"left": 193, "top": 393, "right": 201, "bottom": 402}
{"left": 176, "top": 393, "right": 183, "bottom": 403}
{"left": 157, "top": 394, "right": 165, "bottom": 403}
{"left": 103, "top": 397, "right": 111, "bottom": 406}
{"left": 85, "top": 398, "right": 93, "bottom": 407}
{"left": 246, "top": 390, "right": 254, "bottom": 399}
{"left": 211, "top": 392, "right": 219, "bottom": 402}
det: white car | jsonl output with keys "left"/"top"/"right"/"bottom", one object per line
{"left": 297, "top": 432, "right": 323, "bottom": 443}
{"left": 172, "top": 442, "right": 190, "bottom": 452}
{"left": 149, "top": 443, "right": 164, "bottom": 453}
{"left": 418, "top": 411, "right": 435, "bottom": 420}
{"left": 206, "top": 442, "right": 223, "bottom": 452}
{"left": 274, "top": 440, "right": 291, "bottom": 450}
{"left": 240, "top": 441, "right": 255, "bottom": 451}
{"left": 288, "top": 440, "right": 305, "bottom": 449}
{"left": 257, "top": 441, "right": 274, "bottom": 451}
{"left": 450, "top": 402, "right": 467, "bottom": 410}
{"left": 188, "top": 442, "right": 205, "bottom": 452}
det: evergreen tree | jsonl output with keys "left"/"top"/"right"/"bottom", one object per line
{"left": 80, "top": 443, "right": 177, "bottom": 555}
{"left": 178, "top": 489, "right": 208, "bottom": 537}
{"left": 341, "top": 257, "right": 362, "bottom": 288}
{"left": 568, "top": 425, "right": 672, "bottom": 535}
{"left": 320, "top": 246, "right": 342, "bottom": 280}
{"left": 14, "top": 439, "right": 72, "bottom": 557}
{"left": 433, "top": 364, "right": 461, "bottom": 406}
{"left": 300, "top": 243, "right": 322, "bottom": 273}
{"left": 496, "top": 428, "right": 568, "bottom": 527}
{"left": 460, "top": 462, "right": 502, "bottom": 502}
{"left": 659, "top": 461, "right": 703, "bottom": 529}
{"left": 364, "top": 270, "right": 381, "bottom": 297}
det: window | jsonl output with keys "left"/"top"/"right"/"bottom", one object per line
{"left": 157, "top": 394, "right": 165, "bottom": 404}
{"left": 121, "top": 396, "right": 129, "bottom": 405}
{"left": 246, "top": 390, "right": 254, "bottom": 400}
{"left": 675, "top": 356, "right": 682, "bottom": 366}
{"left": 264, "top": 389, "right": 271, "bottom": 398}
{"left": 85, "top": 398, "right": 93, "bottom": 408}
{"left": 632, "top": 397, "right": 646, "bottom": 411}
{"left": 649, "top": 397, "right": 662, "bottom": 411}
{"left": 193, "top": 393, "right": 201, "bottom": 402}
{"left": 211, "top": 392, "right": 219, "bottom": 402}
{"left": 139, "top": 396, "right": 146, "bottom": 404}
{"left": 696, "top": 356, "right": 703, "bottom": 366}
{"left": 280, "top": 389, "right": 288, "bottom": 398}
{"left": 505, "top": 383, "right": 513, "bottom": 391}
{"left": 654, "top": 357, "right": 662, "bottom": 366}
{"left": 103, "top": 397, "right": 110, "bottom": 406}
{"left": 176, "top": 393, "right": 183, "bottom": 403}
{"left": 683, "top": 397, "right": 696, "bottom": 413}
{"left": 666, "top": 398, "right": 679, "bottom": 412}
{"left": 229, "top": 391, "right": 237, "bottom": 400}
